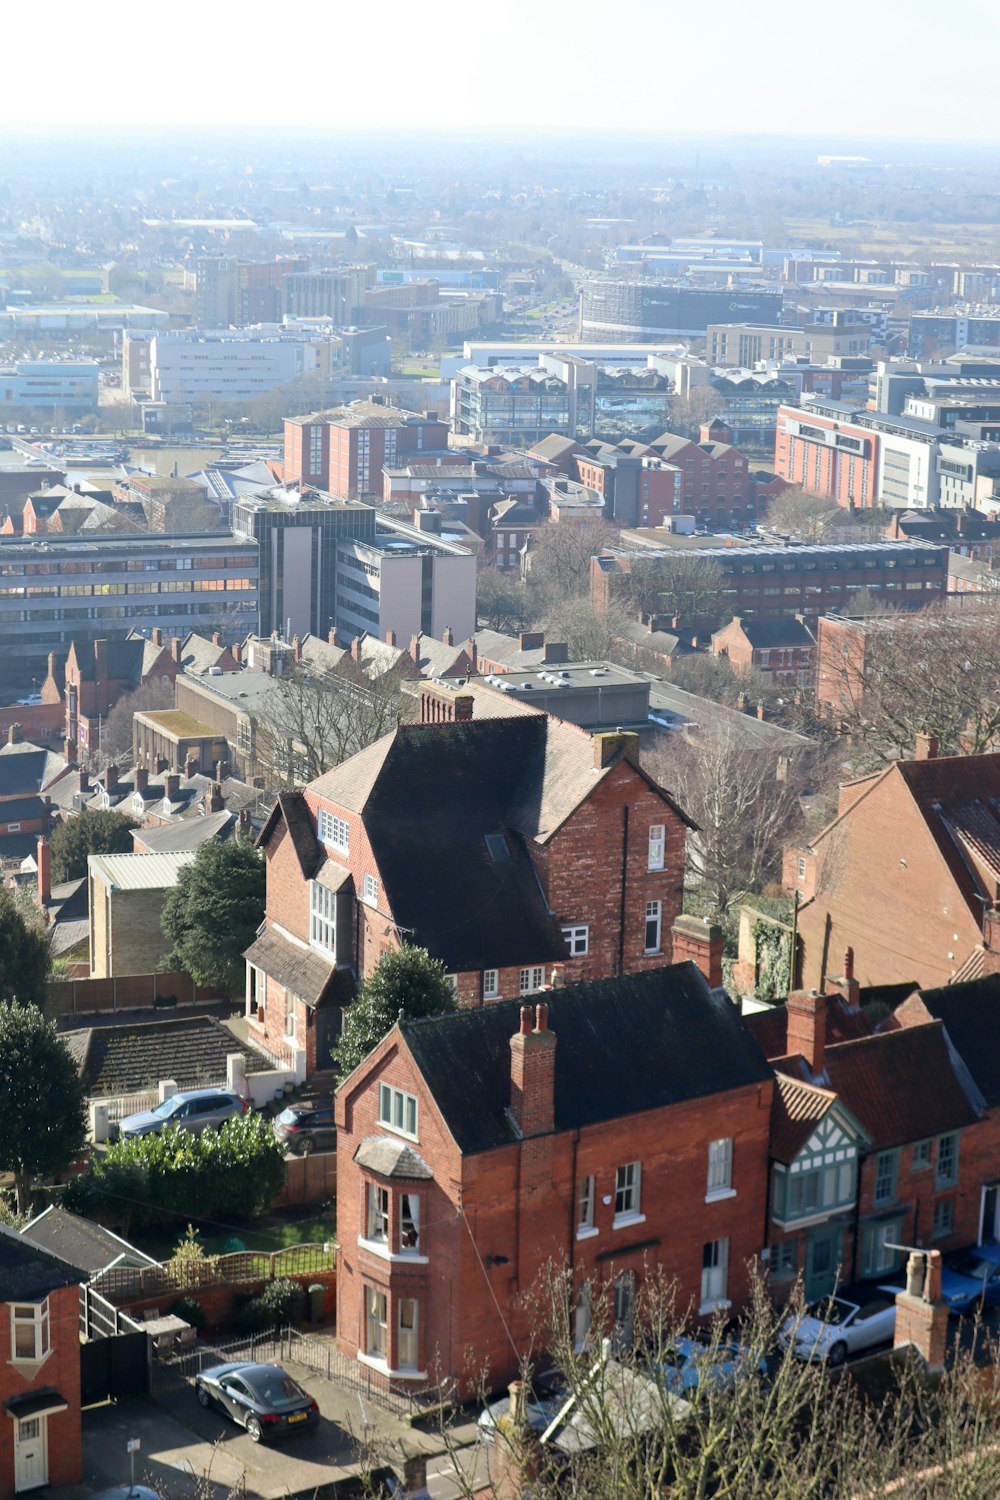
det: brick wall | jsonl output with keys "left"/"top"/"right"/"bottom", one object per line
{"left": 0, "top": 1284, "right": 82, "bottom": 1493}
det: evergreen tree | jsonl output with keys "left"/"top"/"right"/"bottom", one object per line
{"left": 335, "top": 944, "right": 457, "bottom": 1078}
{"left": 50, "top": 808, "right": 138, "bottom": 883}
{"left": 0, "top": 1001, "right": 86, "bottom": 1213}
{"left": 161, "top": 838, "right": 266, "bottom": 989}
{"left": 0, "top": 889, "right": 50, "bottom": 1008}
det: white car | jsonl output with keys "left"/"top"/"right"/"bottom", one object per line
{"left": 781, "top": 1292, "right": 898, "bottom": 1367}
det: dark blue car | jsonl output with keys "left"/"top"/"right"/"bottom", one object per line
{"left": 941, "top": 1242, "right": 1000, "bottom": 1315}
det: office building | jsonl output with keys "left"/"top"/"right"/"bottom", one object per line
{"left": 282, "top": 399, "right": 449, "bottom": 499}
{"left": 580, "top": 282, "right": 782, "bottom": 341}
{"left": 195, "top": 256, "right": 309, "bottom": 327}
{"left": 281, "top": 268, "right": 370, "bottom": 321}
{"left": 0, "top": 361, "right": 98, "bottom": 415}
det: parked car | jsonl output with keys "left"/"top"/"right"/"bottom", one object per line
{"left": 195, "top": 1361, "right": 319, "bottom": 1442}
{"left": 478, "top": 1376, "right": 566, "bottom": 1443}
{"left": 118, "top": 1087, "right": 249, "bottom": 1140}
{"left": 273, "top": 1101, "right": 336, "bottom": 1155}
{"left": 781, "top": 1292, "right": 898, "bottom": 1366}
{"left": 941, "top": 1242, "right": 1000, "bottom": 1314}
{"left": 658, "top": 1336, "right": 766, "bottom": 1393}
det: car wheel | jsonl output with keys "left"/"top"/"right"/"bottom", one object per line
{"left": 246, "top": 1416, "right": 263, "bottom": 1443}
{"left": 828, "top": 1341, "right": 848, "bottom": 1368}
{"left": 196, "top": 1385, "right": 211, "bottom": 1407}
{"left": 299, "top": 1137, "right": 314, "bottom": 1155}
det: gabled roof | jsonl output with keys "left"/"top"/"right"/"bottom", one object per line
{"left": 822, "top": 1023, "right": 981, "bottom": 1149}
{"left": 728, "top": 617, "right": 817, "bottom": 650}
{"left": 353, "top": 1137, "right": 433, "bottom": 1180}
{"left": 21, "top": 1206, "right": 157, "bottom": 1277}
{"left": 131, "top": 810, "right": 235, "bottom": 854}
{"left": 913, "top": 973, "right": 1000, "bottom": 1108}
{"left": 68, "top": 1015, "right": 273, "bottom": 1096}
{"left": 770, "top": 1074, "right": 843, "bottom": 1164}
{"left": 398, "top": 963, "right": 772, "bottom": 1155}
{"left": 0, "top": 1224, "right": 85, "bottom": 1298}
{"left": 0, "top": 740, "right": 69, "bottom": 797}
{"left": 257, "top": 790, "right": 322, "bottom": 877}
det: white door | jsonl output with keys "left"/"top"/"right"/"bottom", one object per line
{"left": 14, "top": 1415, "right": 48, "bottom": 1492}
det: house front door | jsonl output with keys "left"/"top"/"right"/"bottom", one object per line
{"left": 805, "top": 1227, "right": 843, "bottom": 1303}
{"left": 14, "top": 1415, "right": 48, "bottom": 1492}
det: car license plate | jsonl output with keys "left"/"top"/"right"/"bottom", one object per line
{"left": 288, "top": 1412, "right": 307, "bottom": 1423}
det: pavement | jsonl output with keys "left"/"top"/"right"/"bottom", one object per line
{"left": 59, "top": 1356, "right": 488, "bottom": 1500}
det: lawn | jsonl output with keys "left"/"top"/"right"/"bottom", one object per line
{"left": 134, "top": 1209, "right": 337, "bottom": 1265}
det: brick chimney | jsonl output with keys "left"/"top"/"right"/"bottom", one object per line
{"left": 165, "top": 773, "right": 180, "bottom": 799}
{"left": 135, "top": 767, "right": 149, "bottom": 794}
{"left": 170, "top": 636, "right": 182, "bottom": 663}
{"left": 914, "top": 731, "right": 938, "bottom": 760}
{"left": 292, "top": 635, "right": 303, "bottom": 663}
{"left": 7, "top": 723, "right": 22, "bottom": 745}
{"left": 231, "top": 640, "right": 243, "bottom": 665}
{"left": 824, "top": 947, "right": 861, "bottom": 1008}
{"left": 409, "top": 633, "right": 423, "bottom": 664}
{"left": 35, "top": 836, "right": 51, "bottom": 910}
{"left": 215, "top": 759, "right": 227, "bottom": 783}
{"left": 155, "top": 754, "right": 169, "bottom": 774}
{"left": 105, "top": 764, "right": 119, "bottom": 790}
{"left": 519, "top": 631, "right": 544, "bottom": 652}
{"left": 184, "top": 752, "right": 199, "bottom": 779}
{"left": 151, "top": 627, "right": 163, "bottom": 646}
{"left": 385, "top": 628, "right": 397, "bottom": 648}
{"left": 671, "top": 915, "right": 724, "bottom": 989}
{"left": 443, "top": 625, "right": 454, "bottom": 647}
{"left": 402, "top": 1455, "right": 430, "bottom": 1499}
{"left": 212, "top": 631, "right": 223, "bottom": 647}
{"left": 592, "top": 729, "right": 640, "bottom": 770}
{"left": 893, "top": 1250, "right": 948, "bottom": 1373}
{"left": 786, "top": 989, "right": 828, "bottom": 1076}
{"left": 63, "top": 736, "right": 77, "bottom": 766}
{"left": 94, "top": 638, "right": 108, "bottom": 682}
{"left": 206, "top": 781, "right": 225, "bottom": 814}
{"left": 78, "top": 767, "right": 90, "bottom": 794}
{"left": 509, "top": 1002, "right": 556, "bottom": 1137}
{"left": 352, "top": 634, "right": 364, "bottom": 663}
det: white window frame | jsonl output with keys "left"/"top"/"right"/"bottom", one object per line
{"left": 318, "top": 807, "right": 349, "bottom": 854}
{"left": 397, "top": 1297, "right": 419, "bottom": 1370}
{"left": 400, "top": 1193, "right": 420, "bottom": 1253}
{"left": 309, "top": 880, "right": 337, "bottom": 955}
{"left": 365, "top": 1287, "right": 387, "bottom": 1359}
{"left": 700, "top": 1238, "right": 730, "bottom": 1314}
{"left": 644, "top": 900, "right": 662, "bottom": 955}
{"left": 366, "top": 1182, "right": 389, "bottom": 1244}
{"left": 519, "top": 966, "right": 545, "bottom": 995}
{"left": 362, "top": 873, "right": 378, "bottom": 907}
{"left": 378, "top": 1082, "right": 418, "bottom": 1141}
{"left": 482, "top": 969, "right": 499, "bottom": 1000}
{"left": 648, "top": 823, "right": 665, "bottom": 871}
{"left": 706, "top": 1138, "right": 735, "bottom": 1201}
{"left": 11, "top": 1299, "right": 50, "bottom": 1363}
{"left": 614, "top": 1161, "right": 643, "bottom": 1226}
{"left": 284, "top": 991, "right": 297, "bottom": 1043}
{"left": 562, "top": 925, "right": 589, "bottom": 958}
{"left": 577, "top": 1174, "right": 597, "bottom": 1238}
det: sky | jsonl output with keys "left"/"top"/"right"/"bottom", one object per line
{"left": 5, "top": 0, "right": 1000, "bottom": 141}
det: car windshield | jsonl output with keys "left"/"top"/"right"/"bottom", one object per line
{"left": 949, "top": 1253, "right": 993, "bottom": 1279}
{"left": 805, "top": 1297, "right": 853, "bottom": 1325}
{"left": 249, "top": 1374, "right": 307, "bottom": 1409}
{"left": 150, "top": 1097, "right": 183, "bottom": 1117}
{"left": 277, "top": 1108, "right": 298, "bottom": 1124}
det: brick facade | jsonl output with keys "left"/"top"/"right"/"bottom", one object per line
{"left": 0, "top": 1283, "right": 82, "bottom": 1496}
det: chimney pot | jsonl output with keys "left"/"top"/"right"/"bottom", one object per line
{"left": 534, "top": 1001, "right": 548, "bottom": 1032}
{"left": 519, "top": 1006, "right": 532, "bottom": 1036}
{"left": 914, "top": 730, "right": 939, "bottom": 760}
{"left": 7, "top": 723, "right": 22, "bottom": 745}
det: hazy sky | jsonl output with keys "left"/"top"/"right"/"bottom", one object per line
{"left": 6, "top": 0, "right": 1000, "bottom": 140}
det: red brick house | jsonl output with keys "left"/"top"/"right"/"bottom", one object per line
{"left": 711, "top": 615, "right": 817, "bottom": 688}
{"left": 334, "top": 964, "right": 774, "bottom": 1395}
{"left": 750, "top": 988, "right": 983, "bottom": 1304}
{"left": 784, "top": 742, "right": 1000, "bottom": 991}
{"left": 244, "top": 716, "right": 697, "bottom": 1073}
{"left": 0, "top": 1227, "right": 84, "bottom": 1496}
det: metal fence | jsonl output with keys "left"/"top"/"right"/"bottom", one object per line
{"left": 104, "top": 1089, "right": 159, "bottom": 1125}
{"left": 153, "top": 1327, "right": 421, "bottom": 1416}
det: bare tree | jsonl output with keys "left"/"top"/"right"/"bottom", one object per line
{"left": 665, "top": 385, "right": 720, "bottom": 439}
{"left": 648, "top": 722, "right": 811, "bottom": 911}
{"left": 765, "top": 487, "right": 842, "bottom": 541}
{"left": 253, "top": 659, "right": 411, "bottom": 786}
{"left": 540, "top": 596, "right": 632, "bottom": 662}
{"left": 625, "top": 550, "right": 725, "bottom": 623}
{"left": 832, "top": 603, "right": 1000, "bottom": 764}
{"left": 96, "top": 680, "right": 175, "bottom": 767}
{"left": 525, "top": 519, "right": 618, "bottom": 609}
{"left": 477, "top": 566, "right": 532, "bottom": 633}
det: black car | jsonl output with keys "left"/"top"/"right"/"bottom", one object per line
{"left": 273, "top": 1101, "right": 336, "bottom": 1155}
{"left": 194, "top": 1361, "right": 319, "bottom": 1442}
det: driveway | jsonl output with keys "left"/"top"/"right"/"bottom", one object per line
{"left": 74, "top": 1357, "right": 488, "bottom": 1500}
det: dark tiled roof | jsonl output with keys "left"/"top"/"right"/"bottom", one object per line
{"left": 735, "top": 618, "right": 816, "bottom": 649}
{"left": 21, "top": 1207, "right": 154, "bottom": 1277}
{"left": 400, "top": 963, "right": 772, "bottom": 1155}
{"left": 770, "top": 1074, "right": 840, "bottom": 1164}
{"left": 0, "top": 1224, "right": 85, "bottom": 1297}
{"left": 70, "top": 1016, "right": 273, "bottom": 1096}
{"left": 915, "top": 973, "right": 1000, "bottom": 1107}
{"left": 74, "top": 639, "right": 144, "bottom": 684}
{"left": 243, "top": 927, "right": 348, "bottom": 1009}
{"left": 0, "top": 749, "right": 50, "bottom": 798}
{"left": 744, "top": 996, "right": 872, "bottom": 1061}
{"left": 353, "top": 1137, "right": 434, "bottom": 1180}
{"left": 257, "top": 791, "right": 322, "bottom": 877}
{"left": 822, "top": 1023, "right": 980, "bottom": 1149}
{"left": 0, "top": 794, "right": 48, "bottom": 822}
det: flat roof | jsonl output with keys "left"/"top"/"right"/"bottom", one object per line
{"left": 0, "top": 531, "right": 257, "bottom": 559}
{"left": 88, "top": 851, "right": 196, "bottom": 890}
{"left": 136, "top": 709, "right": 218, "bottom": 737}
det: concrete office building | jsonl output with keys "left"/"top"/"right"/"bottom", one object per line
{"left": 282, "top": 268, "right": 370, "bottom": 321}
{"left": 0, "top": 533, "right": 259, "bottom": 685}
{"left": 148, "top": 330, "right": 331, "bottom": 404}
{"left": 0, "top": 361, "right": 98, "bottom": 415}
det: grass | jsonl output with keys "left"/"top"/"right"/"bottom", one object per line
{"left": 134, "top": 1209, "right": 337, "bottom": 1265}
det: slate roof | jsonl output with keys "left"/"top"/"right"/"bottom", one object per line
{"left": 744, "top": 996, "right": 872, "bottom": 1061}
{"left": 398, "top": 963, "right": 773, "bottom": 1155}
{"left": 914, "top": 973, "right": 1000, "bottom": 1108}
{"left": 21, "top": 1207, "right": 156, "bottom": 1276}
{"left": 0, "top": 794, "right": 48, "bottom": 822}
{"left": 770, "top": 1074, "right": 841, "bottom": 1164}
{"left": 132, "top": 810, "right": 235, "bottom": 854}
{"left": 353, "top": 1137, "right": 434, "bottom": 1180}
{"left": 0, "top": 1224, "right": 85, "bottom": 1298}
{"left": 73, "top": 637, "right": 145, "bottom": 684}
{"left": 243, "top": 927, "right": 349, "bottom": 1009}
{"left": 821, "top": 1023, "right": 981, "bottom": 1148}
{"left": 0, "top": 742, "right": 69, "bottom": 798}
{"left": 731, "top": 618, "right": 817, "bottom": 650}
{"left": 68, "top": 1015, "right": 273, "bottom": 1095}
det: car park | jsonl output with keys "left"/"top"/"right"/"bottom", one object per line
{"left": 118, "top": 1087, "right": 249, "bottom": 1139}
{"left": 940, "top": 1242, "right": 1000, "bottom": 1314}
{"left": 195, "top": 1361, "right": 319, "bottom": 1442}
{"left": 273, "top": 1101, "right": 336, "bottom": 1155}
{"left": 781, "top": 1291, "right": 898, "bottom": 1366}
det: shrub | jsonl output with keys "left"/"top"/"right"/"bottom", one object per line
{"left": 237, "top": 1278, "right": 307, "bottom": 1332}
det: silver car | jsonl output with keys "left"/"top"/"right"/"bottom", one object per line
{"left": 118, "top": 1088, "right": 249, "bottom": 1140}
{"left": 781, "top": 1292, "right": 898, "bottom": 1367}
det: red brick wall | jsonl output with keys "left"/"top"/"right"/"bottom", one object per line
{"left": 0, "top": 1283, "right": 82, "bottom": 1493}
{"left": 336, "top": 1030, "right": 773, "bottom": 1395}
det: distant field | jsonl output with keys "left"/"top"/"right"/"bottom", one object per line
{"left": 785, "top": 217, "right": 1000, "bottom": 260}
